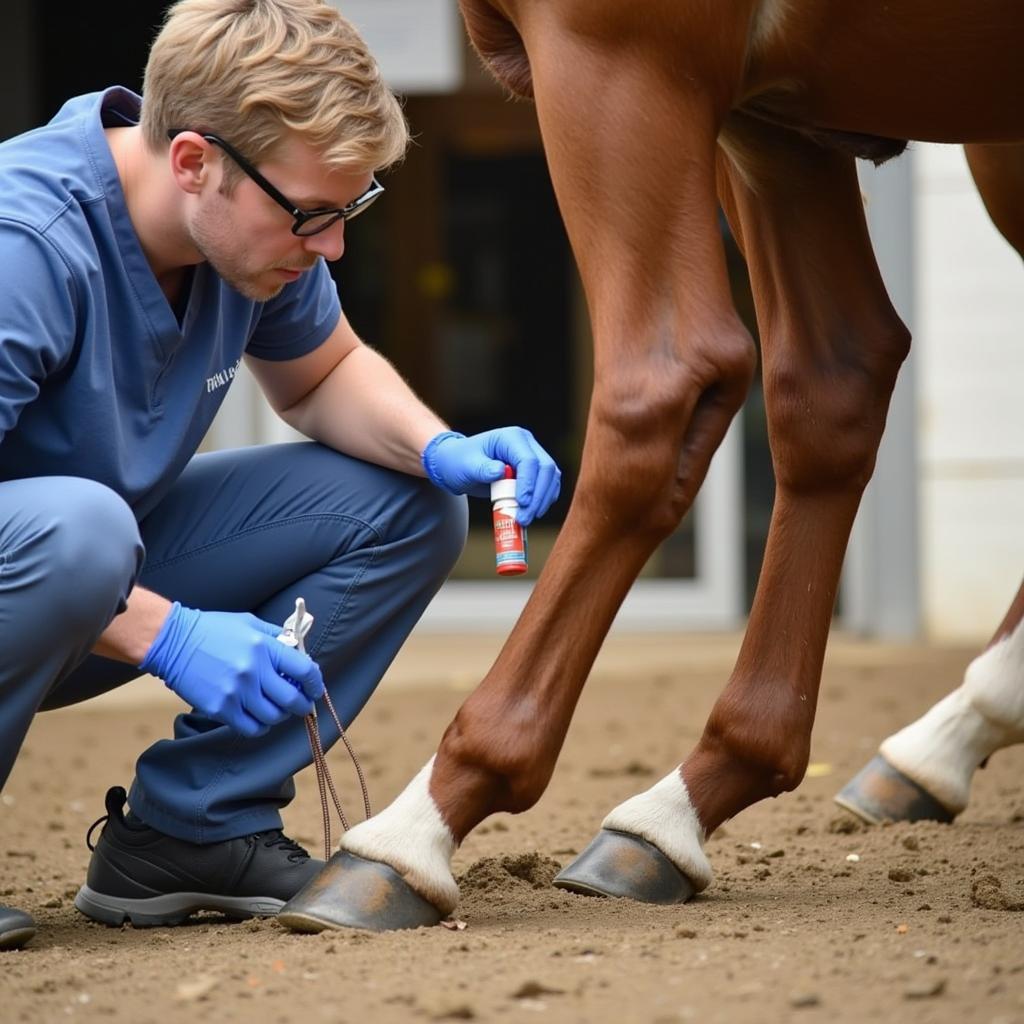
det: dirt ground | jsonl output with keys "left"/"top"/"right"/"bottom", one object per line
{"left": 2, "top": 632, "right": 1023, "bottom": 1024}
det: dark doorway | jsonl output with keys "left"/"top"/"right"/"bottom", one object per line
{"left": 34, "top": 4, "right": 167, "bottom": 123}
{"left": 339, "top": 144, "right": 576, "bottom": 579}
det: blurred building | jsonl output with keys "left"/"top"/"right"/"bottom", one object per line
{"left": 4, "top": 1, "right": 1020, "bottom": 640}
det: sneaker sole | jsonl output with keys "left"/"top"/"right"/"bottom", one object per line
{"left": 73, "top": 885, "right": 285, "bottom": 927}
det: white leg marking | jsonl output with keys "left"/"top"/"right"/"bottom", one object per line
{"left": 881, "top": 620, "right": 1024, "bottom": 815}
{"left": 750, "top": 0, "right": 792, "bottom": 52}
{"left": 600, "top": 768, "right": 714, "bottom": 892}
{"left": 340, "top": 756, "right": 459, "bottom": 914}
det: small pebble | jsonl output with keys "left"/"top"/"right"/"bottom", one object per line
{"left": 789, "top": 990, "right": 821, "bottom": 1008}
{"left": 175, "top": 976, "right": 218, "bottom": 1003}
{"left": 903, "top": 978, "right": 946, "bottom": 1000}
{"left": 512, "top": 981, "right": 563, "bottom": 1000}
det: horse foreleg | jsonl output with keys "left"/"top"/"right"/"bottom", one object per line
{"left": 281, "top": 8, "right": 756, "bottom": 931}
{"left": 285, "top": 312, "right": 751, "bottom": 929}
{"left": 558, "top": 115, "right": 912, "bottom": 901}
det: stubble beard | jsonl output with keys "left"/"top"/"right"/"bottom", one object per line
{"left": 189, "top": 206, "right": 285, "bottom": 302}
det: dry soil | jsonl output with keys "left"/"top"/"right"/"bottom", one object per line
{"left": 2, "top": 635, "right": 1023, "bottom": 1024}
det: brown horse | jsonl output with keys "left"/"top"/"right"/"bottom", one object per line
{"left": 279, "top": 1, "right": 1024, "bottom": 931}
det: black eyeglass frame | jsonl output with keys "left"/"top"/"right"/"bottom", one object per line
{"left": 166, "top": 129, "right": 384, "bottom": 236}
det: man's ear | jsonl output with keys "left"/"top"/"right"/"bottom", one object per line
{"left": 168, "top": 132, "right": 214, "bottom": 196}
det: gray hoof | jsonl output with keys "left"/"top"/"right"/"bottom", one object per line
{"left": 277, "top": 850, "right": 445, "bottom": 933}
{"left": 553, "top": 829, "right": 697, "bottom": 905}
{"left": 0, "top": 905, "right": 36, "bottom": 951}
{"left": 834, "top": 754, "right": 955, "bottom": 825}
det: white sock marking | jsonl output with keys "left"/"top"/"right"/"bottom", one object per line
{"left": 601, "top": 768, "right": 714, "bottom": 892}
{"left": 750, "top": 0, "right": 792, "bottom": 52}
{"left": 881, "top": 619, "right": 1024, "bottom": 814}
{"left": 340, "top": 756, "right": 460, "bottom": 914}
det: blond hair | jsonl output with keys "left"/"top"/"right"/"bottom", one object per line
{"left": 141, "top": 0, "right": 408, "bottom": 179}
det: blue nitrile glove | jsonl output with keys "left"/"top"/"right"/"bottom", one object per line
{"left": 139, "top": 602, "right": 325, "bottom": 739}
{"left": 421, "top": 428, "right": 562, "bottom": 526}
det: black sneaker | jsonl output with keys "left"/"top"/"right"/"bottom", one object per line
{"left": 0, "top": 904, "right": 35, "bottom": 950}
{"left": 74, "top": 786, "right": 324, "bottom": 927}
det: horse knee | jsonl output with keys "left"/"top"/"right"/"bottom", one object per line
{"left": 767, "top": 321, "right": 911, "bottom": 492}
{"left": 587, "top": 318, "right": 755, "bottom": 534}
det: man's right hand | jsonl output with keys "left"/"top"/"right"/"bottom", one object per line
{"left": 139, "top": 603, "right": 325, "bottom": 737}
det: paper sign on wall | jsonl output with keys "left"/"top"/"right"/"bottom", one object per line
{"left": 327, "top": 0, "right": 463, "bottom": 94}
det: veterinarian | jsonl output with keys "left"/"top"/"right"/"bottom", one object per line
{"left": 0, "top": 0, "right": 560, "bottom": 950}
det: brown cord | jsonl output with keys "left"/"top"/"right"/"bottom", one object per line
{"left": 281, "top": 598, "right": 371, "bottom": 861}
{"left": 304, "top": 688, "right": 372, "bottom": 861}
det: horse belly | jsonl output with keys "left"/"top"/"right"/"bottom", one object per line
{"left": 752, "top": 2, "right": 1024, "bottom": 143}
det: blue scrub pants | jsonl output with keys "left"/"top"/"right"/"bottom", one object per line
{"left": 0, "top": 443, "right": 467, "bottom": 842}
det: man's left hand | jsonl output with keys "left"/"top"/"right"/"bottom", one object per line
{"left": 422, "top": 428, "right": 561, "bottom": 525}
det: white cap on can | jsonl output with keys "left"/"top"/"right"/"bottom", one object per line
{"left": 490, "top": 477, "right": 517, "bottom": 502}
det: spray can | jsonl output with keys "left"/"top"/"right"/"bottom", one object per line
{"left": 491, "top": 465, "right": 528, "bottom": 576}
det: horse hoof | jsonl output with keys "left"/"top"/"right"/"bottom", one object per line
{"left": 0, "top": 905, "right": 36, "bottom": 950}
{"left": 553, "top": 829, "right": 696, "bottom": 904}
{"left": 277, "top": 850, "right": 446, "bottom": 933}
{"left": 834, "top": 754, "right": 955, "bottom": 825}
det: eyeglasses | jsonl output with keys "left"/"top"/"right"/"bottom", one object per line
{"left": 166, "top": 129, "right": 384, "bottom": 236}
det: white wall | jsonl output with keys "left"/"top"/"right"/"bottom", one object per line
{"left": 915, "top": 144, "right": 1024, "bottom": 641}
{"left": 844, "top": 156, "right": 919, "bottom": 639}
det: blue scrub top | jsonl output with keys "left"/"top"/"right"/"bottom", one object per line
{"left": 0, "top": 87, "right": 342, "bottom": 519}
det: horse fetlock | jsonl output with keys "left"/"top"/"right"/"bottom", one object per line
{"left": 702, "top": 700, "right": 813, "bottom": 797}
{"left": 339, "top": 757, "right": 460, "bottom": 914}
{"left": 961, "top": 627, "right": 1024, "bottom": 742}
{"left": 881, "top": 631, "right": 1024, "bottom": 816}
{"left": 882, "top": 624, "right": 1024, "bottom": 817}
{"left": 757, "top": 758, "right": 806, "bottom": 798}
{"left": 679, "top": 742, "right": 797, "bottom": 837}
{"left": 436, "top": 712, "right": 551, "bottom": 819}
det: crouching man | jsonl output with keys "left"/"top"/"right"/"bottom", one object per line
{"left": 0, "top": 0, "right": 560, "bottom": 949}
